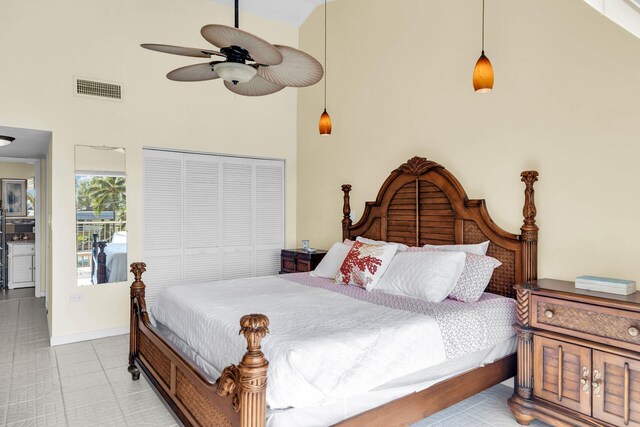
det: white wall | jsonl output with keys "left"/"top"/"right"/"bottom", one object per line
{"left": 0, "top": 0, "right": 301, "bottom": 343}
{"left": 0, "top": 162, "right": 35, "bottom": 180}
{"left": 297, "top": 0, "right": 640, "bottom": 283}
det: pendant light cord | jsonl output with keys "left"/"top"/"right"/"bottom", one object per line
{"left": 323, "top": 0, "right": 327, "bottom": 111}
{"left": 481, "top": 0, "right": 485, "bottom": 53}
{"left": 235, "top": 0, "right": 239, "bottom": 28}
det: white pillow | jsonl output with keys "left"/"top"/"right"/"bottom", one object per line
{"left": 409, "top": 247, "right": 501, "bottom": 302}
{"left": 310, "top": 242, "right": 352, "bottom": 279}
{"left": 422, "top": 241, "right": 489, "bottom": 256}
{"left": 335, "top": 241, "right": 399, "bottom": 288}
{"left": 356, "top": 236, "right": 409, "bottom": 252}
{"left": 372, "top": 251, "right": 467, "bottom": 302}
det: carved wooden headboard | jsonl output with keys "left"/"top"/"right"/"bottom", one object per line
{"left": 341, "top": 156, "right": 539, "bottom": 299}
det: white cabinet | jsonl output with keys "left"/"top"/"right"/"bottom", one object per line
{"left": 7, "top": 242, "right": 35, "bottom": 289}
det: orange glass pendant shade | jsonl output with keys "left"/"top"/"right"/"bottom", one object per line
{"left": 319, "top": 109, "right": 332, "bottom": 135}
{"left": 473, "top": 52, "right": 494, "bottom": 93}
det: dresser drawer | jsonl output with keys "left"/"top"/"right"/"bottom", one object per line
{"left": 295, "top": 260, "right": 311, "bottom": 272}
{"left": 281, "top": 258, "right": 296, "bottom": 273}
{"left": 532, "top": 295, "right": 640, "bottom": 351}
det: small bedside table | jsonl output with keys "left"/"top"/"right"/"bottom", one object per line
{"left": 280, "top": 249, "right": 327, "bottom": 274}
{"left": 509, "top": 279, "right": 640, "bottom": 427}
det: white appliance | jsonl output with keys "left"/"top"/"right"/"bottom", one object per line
{"left": 7, "top": 241, "right": 35, "bottom": 289}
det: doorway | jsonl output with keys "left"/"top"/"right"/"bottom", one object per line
{"left": 0, "top": 125, "right": 51, "bottom": 304}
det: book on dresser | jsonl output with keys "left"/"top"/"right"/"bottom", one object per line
{"left": 509, "top": 279, "right": 640, "bottom": 427}
{"left": 575, "top": 275, "right": 636, "bottom": 295}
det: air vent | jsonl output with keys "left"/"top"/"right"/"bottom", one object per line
{"left": 74, "top": 77, "right": 122, "bottom": 101}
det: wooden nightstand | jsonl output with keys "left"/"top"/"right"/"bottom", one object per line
{"left": 280, "top": 249, "right": 327, "bottom": 274}
{"left": 509, "top": 279, "right": 640, "bottom": 427}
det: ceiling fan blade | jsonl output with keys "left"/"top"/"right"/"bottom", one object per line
{"left": 167, "top": 63, "right": 220, "bottom": 81}
{"left": 201, "top": 24, "right": 283, "bottom": 66}
{"left": 257, "top": 45, "right": 324, "bottom": 87}
{"left": 224, "top": 75, "right": 284, "bottom": 96}
{"left": 141, "top": 44, "right": 225, "bottom": 58}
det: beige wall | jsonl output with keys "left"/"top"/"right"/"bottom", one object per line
{"left": 0, "top": 0, "right": 299, "bottom": 342}
{"left": 298, "top": 0, "right": 640, "bottom": 282}
{"left": 0, "top": 162, "right": 35, "bottom": 180}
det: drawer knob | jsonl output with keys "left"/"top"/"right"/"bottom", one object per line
{"left": 629, "top": 327, "right": 639, "bottom": 337}
{"left": 544, "top": 310, "right": 554, "bottom": 319}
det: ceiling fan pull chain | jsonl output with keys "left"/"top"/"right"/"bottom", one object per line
{"left": 235, "top": 0, "right": 239, "bottom": 28}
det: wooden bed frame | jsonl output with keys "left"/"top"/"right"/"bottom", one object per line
{"left": 128, "top": 156, "right": 539, "bottom": 427}
{"left": 92, "top": 234, "right": 108, "bottom": 284}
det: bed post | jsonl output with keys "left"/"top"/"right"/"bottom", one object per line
{"left": 218, "top": 314, "right": 269, "bottom": 427}
{"left": 96, "top": 242, "right": 107, "bottom": 284}
{"left": 128, "top": 262, "right": 147, "bottom": 381}
{"left": 342, "top": 184, "right": 352, "bottom": 241}
{"left": 513, "top": 171, "right": 538, "bottom": 408}
{"left": 520, "top": 171, "right": 538, "bottom": 283}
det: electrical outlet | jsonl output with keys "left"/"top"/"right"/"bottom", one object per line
{"left": 69, "top": 294, "right": 85, "bottom": 303}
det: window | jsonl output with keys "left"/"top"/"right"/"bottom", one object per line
{"left": 26, "top": 177, "right": 35, "bottom": 217}
{"left": 142, "top": 149, "right": 284, "bottom": 305}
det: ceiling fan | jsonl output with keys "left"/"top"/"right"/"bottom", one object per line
{"left": 141, "top": 0, "right": 324, "bottom": 96}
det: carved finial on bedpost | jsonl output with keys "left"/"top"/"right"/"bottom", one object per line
{"left": 130, "top": 262, "right": 147, "bottom": 295}
{"left": 237, "top": 314, "right": 270, "bottom": 427}
{"left": 128, "top": 262, "right": 147, "bottom": 381}
{"left": 342, "top": 184, "right": 352, "bottom": 241}
{"left": 520, "top": 171, "right": 539, "bottom": 283}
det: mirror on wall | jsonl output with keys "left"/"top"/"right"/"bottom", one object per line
{"left": 75, "top": 145, "right": 126, "bottom": 286}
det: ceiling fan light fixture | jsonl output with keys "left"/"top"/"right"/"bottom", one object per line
{"left": 213, "top": 62, "right": 257, "bottom": 84}
{"left": 0, "top": 135, "right": 15, "bottom": 147}
{"left": 473, "top": 52, "right": 494, "bottom": 93}
{"left": 319, "top": 109, "right": 332, "bottom": 135}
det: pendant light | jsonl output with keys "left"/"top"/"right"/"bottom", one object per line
{"left": 319, "top": 0, "right": 332, "bottom": 135}
{"left": 473, "top": 0, "right": 494, "bottom": 93}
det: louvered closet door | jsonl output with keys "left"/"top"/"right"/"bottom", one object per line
{"left": 143, "top": 150, "right": 285, "bottom": 292}
{"left": 254, "top": 159, "right": 284, "bottom": 276}
{"left": 221, "top": 157, "right": 254, "bottom": 279}
{"left": 184, "top": 153, "right": 221, "bottom": 283}
{"left": 143, "top": 150, "right": 184, "bottom": 306}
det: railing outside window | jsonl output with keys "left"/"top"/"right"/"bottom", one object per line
{"left": 76, "top": 221, "right": 126, "bottom": 267}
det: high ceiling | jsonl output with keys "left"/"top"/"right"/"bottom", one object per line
{"left": 212, "top": 0, "right": 640, "bottom": 38}
{"left": 209, "top": 0, "right": 327, "bottom": 27}
{"left": 584, "top": 0, "right": 640, "bottom": 38}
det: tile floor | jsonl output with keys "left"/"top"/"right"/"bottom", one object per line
{"left": 0, "top": 288, "right": 549, "bottom": 427}
{"left": 0, "top": 289, "right": 178, "bottom": 426}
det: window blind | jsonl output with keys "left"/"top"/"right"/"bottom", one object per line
{"left": 142, "top": 149, "right": 285, "bottom": 306}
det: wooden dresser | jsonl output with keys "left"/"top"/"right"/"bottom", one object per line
{"left": 509, "top": 279, "right": 640, "bottom": 427}
{"left": 280, "top": 249, "right": 327, "bottom": 274}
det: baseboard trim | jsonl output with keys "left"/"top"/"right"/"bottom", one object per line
{"left": 501, "top": 376, "right": 515, "bottom": 388}
{"left": 50, "top": 326, "right": 128, "bottom": 346}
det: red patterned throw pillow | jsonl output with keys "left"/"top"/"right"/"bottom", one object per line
{"left": 335, "top": 241, "right": 399, "bottom": 289}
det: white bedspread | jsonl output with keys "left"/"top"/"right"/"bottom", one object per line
{"left": 105, "top": 243, "right": 127, "bottom": 282}
{"left": 151, "top": 275, "right": 446, "bottom": 409}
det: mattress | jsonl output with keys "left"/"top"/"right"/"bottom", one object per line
{"left": 150, "top": 273, "right": 516, "bottom": 410}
